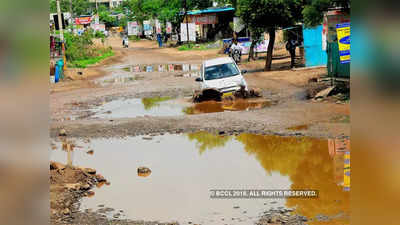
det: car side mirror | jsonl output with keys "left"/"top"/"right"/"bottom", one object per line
{"left": 195, "top": 77, "right": 203, "bottom": 82}
{"left": 242, "top": 70, "right": 248, "bottom": 74}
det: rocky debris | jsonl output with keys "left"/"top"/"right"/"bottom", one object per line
{"left": 314, "top": 86, "right": 335, "bottom": 100}
{"left": 50, "top": 161, "right": 66, "bottom": 170}
{"left": 256, "top": 208, "right": 307, "bottom": 225}
{"left": 59, "top": 129, "right": 67, "bottom": 136}
{"left": 137, "top": 167, "right": 152, "bottom": 177}
{"left": 86, "top": 150, "right": 94, "bottom": 155}
{"left": 83, "top": 167, "right": 97, "bottom": 175}
{"left": 50, "top": 162, "right": 109, "bottom": 225}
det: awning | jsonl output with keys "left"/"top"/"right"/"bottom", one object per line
{"left": 180, "top": 7, "right": 235, "bottom": 16}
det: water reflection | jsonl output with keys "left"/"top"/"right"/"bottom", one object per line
{"left": 184, "top": 99, "right": 270, "bottom": 115}
{"left": 91, "top": 98, "right": 186, "bottom": 118}
{"left": 238, "top": 134, "right": 350, "bottom": 224}
{"left": 50, "top": 133, "right": 350, "bottom": 224}
{"left": 189, "top": 133, "right": 350, "bottom": 224}
{"left": 187, "top": 131, "right": 232, "bottom": 154}
{"left": 141, "top": 96, "right": 172, "bottom": 110}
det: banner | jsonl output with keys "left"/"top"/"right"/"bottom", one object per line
{"left": 75, "top": 16, "right": 92, "bottom": 25}
{"left": 91, "top": 24, "right": 105, "bottom": 32}
{"left": 143, "top": 20, "right": 152, "bottom": 36}
{"left": 166, "top": 22, "right": 172, "bottom": 34}
{"left": 180, "top": 23, "right": 196, "bottom": 42}
{"left": 128, "top": 21, "right": 139, "bottom": 36}
{"left": 155, "top": 20, "right": 161, "bottom": 34}
{"left": 336, "top": 22, "right": 350, "bottom": 64}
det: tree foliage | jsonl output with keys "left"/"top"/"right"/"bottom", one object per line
{"left": 237, "top": 0, "right": 303, "bottom": 70}
{"left": 50, "top": 0, "right": 90, "bottom": 16}
{"left": 302, "top": 0, "right": 350, "bottom": 27}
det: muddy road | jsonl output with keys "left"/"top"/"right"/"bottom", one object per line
{"left": 50, "top": 38, "right": 350, "bottom": 225}
{"left": 50, "top": 39, "right": 349, "bottom": 139}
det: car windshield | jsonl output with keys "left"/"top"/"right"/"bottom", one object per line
{"left": 204, "top": 63, "right": 239, "bottom": 80}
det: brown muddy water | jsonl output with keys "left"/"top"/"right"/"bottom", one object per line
{"left": 50, "top": 133, "right": 350, "bottom": 225}
{"left": 89, "top": 97, "right": 271, "bottom": 119}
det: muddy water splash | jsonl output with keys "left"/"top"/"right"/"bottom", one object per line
{"left": 50, "top": 134, "right": 350, "bottom": 225}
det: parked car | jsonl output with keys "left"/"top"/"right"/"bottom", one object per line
{"left": 195, "top": 57, "right": 248, "bottom": 94}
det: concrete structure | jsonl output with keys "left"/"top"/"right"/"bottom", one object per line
{"left": 303, "top": 25, "right": 328, "bottom": 67}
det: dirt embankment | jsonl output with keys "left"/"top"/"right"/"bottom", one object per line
{"left": 50, "top": 162, "right": 109, "bottom": 224}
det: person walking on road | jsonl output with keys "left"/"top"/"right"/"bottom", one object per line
{"left": 286, "top": 38, "right": 298, "bottom": 68}
{"left": 122, "top": 35, "right": 129, "bottom": 48}
{"left": 157, "top": 33, "right": 163, "bottom": 48}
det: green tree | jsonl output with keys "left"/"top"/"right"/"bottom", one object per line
{"left": 50, "top": 0, "right": 68, "bottom": 13}
{"left": 71, "top": 0, "right": 90, "bottom": 16}
{"left": 302, "top": 0, "right": 350, "bottom": 27}
{"left": 237, "top": 0, "right": 303, "bottom": 71}
{"left": 50, "top": 0, "right": 90, "bottom": 16}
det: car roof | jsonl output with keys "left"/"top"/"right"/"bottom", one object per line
{"left": 204, "top": 57, "right": 235, "bottom": 67}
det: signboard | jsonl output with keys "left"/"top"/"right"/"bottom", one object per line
{"left": 143, "top": 20, "right": 152, "bottom": 36}
{"left": 128, "top": 21, "right": 139, "bottom": 36}
{"left": 155, "top": 20, "right": 161, "bottom": 34}
{"left": 166, "top": 22, "right": 172, "bottom": 34}
{"left": 75, "top": 16, "right": 92, "bottom": 25}
{"left": 193, "top": 14, "right": 217, "bottom": 25}
{"left": 91, "top": 24, "right": 106, "bottom": 32}
{"left": 180, "top": 23, "right": 196, "bottom": 42}
{"left": 336, "top": 22, "right": 350, "bottom": 64}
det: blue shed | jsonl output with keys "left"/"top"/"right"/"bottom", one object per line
{"left": 302, "top": 25, "right": 327, "bottom": 67}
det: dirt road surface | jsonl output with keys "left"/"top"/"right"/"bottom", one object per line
{"left": 50, "top": 37, "right": 350, "bottom": 225}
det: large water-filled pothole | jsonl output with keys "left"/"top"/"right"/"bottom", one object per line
{"left": 80, "top": 97, "right": 272, "bottom": 119}
{"left": 50, "top": 133, "right": 350, "bottom": 225}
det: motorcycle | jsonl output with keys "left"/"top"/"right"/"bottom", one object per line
{"left": 122, "top": 38, "right": 129, "bottom": 48}
{"left": 229, "top": 48, "right": 241, "bottom": 64}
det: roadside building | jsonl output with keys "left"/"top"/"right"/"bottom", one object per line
{"left": 324, "top": 9, "right": 350, "bottom": 80}
{"left": 182, "top": 6, "right": 235, "bottom": 41}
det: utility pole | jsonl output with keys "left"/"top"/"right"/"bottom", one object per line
{"left": 56, "top": 0, "right": 67, "bottom": 70}
{"left": 184, "top": 0, "right": 190, "bottom": 46}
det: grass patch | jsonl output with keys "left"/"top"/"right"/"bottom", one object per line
{"left": 69, "top": 49, "right": 114, "bottom": 68}
{"left": 128, "top": 35, "right": 141, "bottom": 41}
{"left": 177, "top": 42, "right": 219, "bottom": 51}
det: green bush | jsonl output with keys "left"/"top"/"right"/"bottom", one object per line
{"left": 69, "top": 48, "right": 114, "bottom": 68}
{"left": 64, "top": 32, "right": 114, "bottom": 68}
{"left": 178, "top": 43, "right": 209, "bottom": 51}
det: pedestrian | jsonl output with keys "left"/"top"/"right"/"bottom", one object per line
{"left": 122, "top": 35, "right": 129, "bottom": 48}
{"left": 157, "top": 33, "right": 163, "bottom": 47}
{"left": 163, "top": 32, "right": 168, "bottom": 44}
{"left": 286, "top": 37, "right": 298, "bottom": 68}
